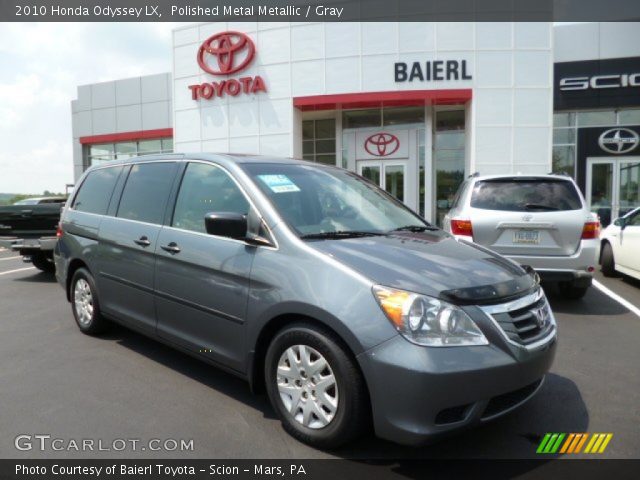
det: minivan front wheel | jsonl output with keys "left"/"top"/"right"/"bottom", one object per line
{"left": 70, "top": 268, "right": 108, "bottom": 335}
{"left": 265, "top": 323, "right": 368, "bottom": 449}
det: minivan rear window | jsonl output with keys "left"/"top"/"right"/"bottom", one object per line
{"left": 117, "top": 162, "right": 177, "bottom": 224}
{"left": 72, "top": 166, "right": 123, "bottom": 215}
{"left": 470, "top": 178, "right": 582, "bottom": 212}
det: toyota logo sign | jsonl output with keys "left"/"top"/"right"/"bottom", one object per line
{"left": 189, "top": 31, "right": 266, "bottom": 101}
{"left": 197, "top": 31, "right": 256, "bottom": 76}
{"left": 364, "top": 133, "right": 400, "bottom": 157}
{"left": 598, "top": 128, "right": 639, "bottom": 154}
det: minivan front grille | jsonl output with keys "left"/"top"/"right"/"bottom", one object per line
{"left": 479, "top": 289, "right": 556, "bottom": 349}
{"left": 492, "top": 297, "right": 554, "bottom": 346}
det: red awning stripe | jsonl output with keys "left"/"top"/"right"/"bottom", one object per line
{"left": 293, "top": 89, "right": 472, "bottom": 111}
{"left": 79, "top": 128, "right": 173, "bottom": 145}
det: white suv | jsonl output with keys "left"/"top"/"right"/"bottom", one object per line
{"left": 444, "top": 174, "right": 600, "bottom": 299}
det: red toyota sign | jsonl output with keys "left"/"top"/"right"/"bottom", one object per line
{"left": 189, "top": 31, "right": 267, "bottom": 101}
{"left": 197, "top": 31, "right": 255, "bottom": 75}
{"left": 364, "top": 133, "right": 400, "bottom": 157}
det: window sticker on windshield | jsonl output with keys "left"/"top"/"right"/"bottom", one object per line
{"left": 257, "top": 174, "right": 301, "bottom": 193}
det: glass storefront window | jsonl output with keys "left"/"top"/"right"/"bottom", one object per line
{"left": 302, "top": 119, "right": 336, "bottom": 165}
{"left": 418, "top": 129, "right": 426, "bottom": 218}
{"left": 115, "top": 142, "right": 137, "bottom": 159}
{"left": 552, "top": 145, "right": 575, "bottom": 177}
{"left": 302, "top": 140, "right": 314, "bottom": 155}
{"left": 435, "top": 110, "right": 465, "bottom": 131}
{"left": 87, "top": 138, "right": 173, "bottom": 167}
{"left": 434, "top": 109, "right": 465, "bottom": 226}
{"left": 314, "top": 119, "right": 335, "bottom": 139}
{"left": 138, "top": 139, "right": 162, "bottom": 154}
{"left": 434, "top": 131, "right": 465, "bottom": 150}
{"left": 553, "top": 112, "right": 576, "bottom": 127}
{"left": 89, "top": 144, "right": 114, "bottom": 157}
{"left": 576, "top": 110, "right": 616, "bottom": 127}
{"left": 342, "top": 109, "right": 382, "bottom": 129}
{"left": 383, "top": 107, "right": 425, "bottom": 126}
{"left": 619, "top": 109, "right": 640, "bottom": 125}
{"left": 553, "top": 128, "right": 575, "bottom": 144}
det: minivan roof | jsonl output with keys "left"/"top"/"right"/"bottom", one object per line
{"left": 89, "top": 153, "right": 319, "bottom": 168}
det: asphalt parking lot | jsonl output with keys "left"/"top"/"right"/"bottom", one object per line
{"left": 0, "top": 248, "right": 638, "bottom": 460}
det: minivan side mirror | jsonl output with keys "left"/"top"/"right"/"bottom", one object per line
{"left": 614, "top": 217, "right": 626, "bottom": 229}
{"left": 204, "top": 212, "right": 247, "bottom": 240}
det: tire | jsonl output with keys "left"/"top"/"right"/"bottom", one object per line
{"left": 558, "top": 281, "right": 589, "bottom": 300}
{"left": 601, "top": 242, "right": 617, "bottom": 277}
{"left": 264, "top": 323, "right": 368, "bottom": 449}
{"left": 31, "top": 252, "right": 55, "bottom": 273}
{"left": 70, "top": 268, "right": 109, "bottom": 335}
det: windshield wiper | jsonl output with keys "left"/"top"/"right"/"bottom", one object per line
{"left": 523, "top": 203, "right": 560, "bottom": 211}
{"left": 300, "top": 230, "right": 385, "bottom": 240}
{"left": 390, "top": 224, "right": 439, "bottom": 232}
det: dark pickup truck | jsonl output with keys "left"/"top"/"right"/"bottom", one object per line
{"left": 0, "top": 197, "right": 66, "bottom": 272}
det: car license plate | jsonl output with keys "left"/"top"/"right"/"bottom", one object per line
{"left": 513, "top": 230, "right": 540, "bottom": 244}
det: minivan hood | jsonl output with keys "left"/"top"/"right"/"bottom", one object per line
{"left": 309, "top": 231, "right": 535, "bottom": 303}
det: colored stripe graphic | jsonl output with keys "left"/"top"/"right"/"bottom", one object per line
{"left": 537, "top": 433, "right": 612, "bottom": 454}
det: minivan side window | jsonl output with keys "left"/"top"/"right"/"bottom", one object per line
{"left": 72, "top": 166, "right": 123, "bottom": 215}
{"left": 117, "top": 163, "right": 177, "bottom": 224}
{"left": 172, "top": 162, "right": 250, "bottom": 234}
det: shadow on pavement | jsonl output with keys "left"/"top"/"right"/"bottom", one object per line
{"left": 96, "top": 323, "right": 588, "bottom": 466}
{"left": 12, "top": 271, "right": 57, "bottom": 283}
{"left": 100, "top": 324, "right": 275, "bottom": 419}
{"left": 621, "top": 275, "right": 640, "bottom": 289}
{"left": 545, "top": 282, "right": 628, "bottom": 316}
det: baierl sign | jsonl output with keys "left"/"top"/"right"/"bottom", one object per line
{"left": 188, "top": 31, "right": 267, "bottom": 101}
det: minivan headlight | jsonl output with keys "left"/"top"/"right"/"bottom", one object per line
{"left": 372, "top": 285, "right": 488, "bottom": 347}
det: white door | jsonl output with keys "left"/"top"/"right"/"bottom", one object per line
{"left": 357, "top": 160, "right": 409, "bottom": 206}
{"left": 586, "top": 157, "right": 640, "bottom": 227}
{"left": 617, "top": 209, "right": 640, "bottom": 275}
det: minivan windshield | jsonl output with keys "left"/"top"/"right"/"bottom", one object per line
{"left": 242, "top": 163, "right": 430, "bottom": 238}
{"left": 471, "top": 178, "right": 582, "bottom": 212}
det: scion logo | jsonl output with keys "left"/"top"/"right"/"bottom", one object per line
{"left": 197, "top": 31, "right": 256, "bottom": 75}
{"left": 189, "top": 30, "right": 267, "bottom": 101}
{"left": 364, "top": 133, "right": 400, "bottom": 157}
{"left": 598, "top": 128, "right": 639, "bottom": 154}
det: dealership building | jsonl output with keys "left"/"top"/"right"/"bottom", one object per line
{"left": 71, "top": 21, "right": 640, "bottom": 225}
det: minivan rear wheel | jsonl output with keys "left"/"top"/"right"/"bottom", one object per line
{"left": 264, "top": 323, "right": 368, "bottom": 449}
{"left": 70, "top": 268, "right": 109, "bottom": 335}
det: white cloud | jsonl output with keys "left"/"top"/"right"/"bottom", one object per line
{"left": 0, "top": 22, "right": 183, "bottom": 194}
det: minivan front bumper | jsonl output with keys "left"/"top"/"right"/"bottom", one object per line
{"left": 357, "top": 326, "right": 556, "bottom": 446}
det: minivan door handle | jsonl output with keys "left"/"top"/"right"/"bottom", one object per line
{"left": 160, "top": 242, "right": 181, "bottom": 254}
{"left": 134, "top": 236, "right": 151, "bottom": 247}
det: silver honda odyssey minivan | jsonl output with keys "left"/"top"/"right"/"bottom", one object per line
{"left": 55, "top": 154, "right": 556, "bottom": 448}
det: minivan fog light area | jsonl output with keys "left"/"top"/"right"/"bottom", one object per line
{"left": 373, "top": 286, "right": 489, "bottom": 347}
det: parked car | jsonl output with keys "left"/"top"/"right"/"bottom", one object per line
{"left": 12, "top": 197, "right": 67, "bottom": 206}
{"left": 55, "top": 154, "right": 556, "bottom": 448}
{"left": 601, "top": 206, "right": 640, "bottom": 280}
{"left": 444, "top": 174, "right": 600, "bottom": 300}
{"left": 0, "top": 196, "right": 66, "bottom": 272}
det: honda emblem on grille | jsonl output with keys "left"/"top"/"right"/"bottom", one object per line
{"left": 531, "top": 306, "right": 546, "bottom": 328}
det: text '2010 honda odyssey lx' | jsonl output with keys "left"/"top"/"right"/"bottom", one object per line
{"left": 55, "top": 154, "right": 556, "bottom": 448}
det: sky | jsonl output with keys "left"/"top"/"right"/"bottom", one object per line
{"left": 0, "top": 22, "right": 187, "bottom": 194}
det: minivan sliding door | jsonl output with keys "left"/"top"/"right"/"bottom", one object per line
{"left": 154, "top": 162, "right": 255, "bottom": 372}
